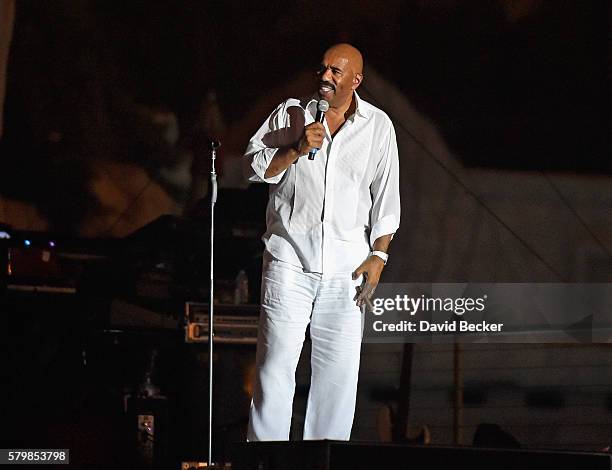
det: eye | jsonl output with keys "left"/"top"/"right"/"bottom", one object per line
{"left": 316, "top": 65, "right": 344, "bottom": 77}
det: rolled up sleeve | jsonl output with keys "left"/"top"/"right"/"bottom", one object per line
{"left": 244, "top": 147, "right": 285, "bottom": 184}
{"left": 243, "top": 104, "right": 287, "bottom": 184}
{"left": 369, "top": 119, "right": 400, "bottom": 246}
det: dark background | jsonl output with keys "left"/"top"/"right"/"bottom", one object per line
{"left": 2, "top": 0, "right": 609, "bottom": 222}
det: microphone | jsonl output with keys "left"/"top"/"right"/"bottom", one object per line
{"left": 308, "top": 99, "right": 329, "bottom": 160}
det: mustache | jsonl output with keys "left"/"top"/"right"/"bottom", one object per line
{"left": 319, "top": 80, "right": 336, "bottom": 91}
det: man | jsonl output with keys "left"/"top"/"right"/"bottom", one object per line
{"left": 243, "top": 43, "right": 400, "bottom": 440}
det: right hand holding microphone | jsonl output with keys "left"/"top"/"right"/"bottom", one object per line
{"left": 296, "top": 122, "right": 325, "bottom": 157}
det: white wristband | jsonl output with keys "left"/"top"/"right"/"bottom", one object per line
{"left": 371, "top": 250, "right": 388, "bottom": 265}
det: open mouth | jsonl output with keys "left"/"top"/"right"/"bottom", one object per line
{"left": 319, "top": 81, "right": 335, "bottom": 95}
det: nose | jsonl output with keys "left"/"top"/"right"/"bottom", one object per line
{"left": 319, "top": 65, "right": 334, "bottom": 81}
{"left": 322, "top": 68, "right": 334, "bottom": 81}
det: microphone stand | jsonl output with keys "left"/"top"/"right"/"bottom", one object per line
{"left": 208, "top": 140, "right": 220, "bottom": 468}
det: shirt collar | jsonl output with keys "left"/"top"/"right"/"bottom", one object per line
{"left": 307, "top": 91, "right": 369, "bottom": 120}
{"left": 353, "top": 91, "right": 369, "bottom": 119}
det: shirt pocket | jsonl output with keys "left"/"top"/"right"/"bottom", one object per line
{"left": 336, "top": 127, "right": 372, "bottom": 184}
{"left": 333, "top": 137, "right": 370, "bottom": 228}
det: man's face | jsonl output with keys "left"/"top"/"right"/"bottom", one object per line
{"left": 316, "top": 51, "right": 359, "bottom": 108}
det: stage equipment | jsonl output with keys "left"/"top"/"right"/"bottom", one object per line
{"left": 231, "top": 441, "right": 612, "bottom": 470}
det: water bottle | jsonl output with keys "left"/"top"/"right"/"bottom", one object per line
{"left": 234, "top": 269, "right": 249, "bottom": 304}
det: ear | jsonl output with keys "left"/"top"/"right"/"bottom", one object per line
{"left": 352, "top": 73, "right": 363, "bottom": 90}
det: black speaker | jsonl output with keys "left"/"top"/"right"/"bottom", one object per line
{"left": 231, "top": 441, "right": 612, "bottom": 470}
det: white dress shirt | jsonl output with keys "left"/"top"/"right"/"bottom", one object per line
{"left": 243, "top": 92, "right": 400, "bottom": 274}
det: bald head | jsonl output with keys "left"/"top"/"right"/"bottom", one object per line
{"left": 317, "top": 43, "right": 364, "bottom": 109}
{"left": 323, "top": 43, "right": 363, "bottom": 75}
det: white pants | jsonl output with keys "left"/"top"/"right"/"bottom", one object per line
{"left": 247, "top": 253, "right": 363, "bottom": 441}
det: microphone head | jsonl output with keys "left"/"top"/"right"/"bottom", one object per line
{"left": 317, "top": 100, "right": 329, "bottom": 113}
